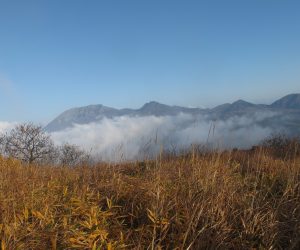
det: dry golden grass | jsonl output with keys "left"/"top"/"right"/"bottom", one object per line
{"left": 0, "top": 147, "right": 300, "bottom": 249}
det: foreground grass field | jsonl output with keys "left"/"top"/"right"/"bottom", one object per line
{"left": 0, "top": 147, "right": 300, "bottom": 249}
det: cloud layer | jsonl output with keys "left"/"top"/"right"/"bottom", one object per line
{"left": 50, "top": 112, "right": 275, "bottom": 161}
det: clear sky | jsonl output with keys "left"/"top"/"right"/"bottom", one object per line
{"left": 0, "top": 0, "right": 299, "bottom": 123}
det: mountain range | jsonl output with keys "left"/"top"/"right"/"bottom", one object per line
{"left": 45, "top": 93, "right": 300, "bottom": 136}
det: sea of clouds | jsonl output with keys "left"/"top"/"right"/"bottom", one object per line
{"left": 0, "top": 112, "right": 277, "bottom": 161}
{"left": 50, "top": 112, "right": 275, "bottom": 161}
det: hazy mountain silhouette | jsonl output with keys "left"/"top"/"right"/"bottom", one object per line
{"left": 45, "top": 94, "right": 300, "bottom": 135}
{"left": 271, "top": 93, "right": 300, "bottom": 109}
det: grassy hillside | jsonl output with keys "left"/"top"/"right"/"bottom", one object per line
{"left": 0, "top": 147, "right": 300, "bottom": 249}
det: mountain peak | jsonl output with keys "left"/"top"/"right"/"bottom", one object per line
{"left": 271, "top": 93, "right": 300, "bottom": 109}
{"left": 45, "top": 93, "right": 300, "bottom": 132}
{"left": 140, "top": 101, "right": 171, "bottom": 110}
{"left": 139, "top": 101, "right": 174, "bottom": 115}
{"left": 142, "top": 101, "right": 166, "bottom": 108}
{"left": 232, "top": 99, "right": 254, "bottom": 107}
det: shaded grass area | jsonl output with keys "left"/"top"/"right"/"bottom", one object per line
{"left": 0, "top": 147, "right": 300, "bottom": 249}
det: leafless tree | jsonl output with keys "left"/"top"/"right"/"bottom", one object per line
{"left": 59, "top": 143, "right": 90, "bottom": 166}
{"left": 1, "top": 123, "right": 54, "bottom": 164}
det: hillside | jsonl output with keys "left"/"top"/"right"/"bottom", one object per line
{"left": 0, "top": 144, "right": 300, "bottom": 249}
{"left": 271, "top": 93, "right": 300, "bottom": 109}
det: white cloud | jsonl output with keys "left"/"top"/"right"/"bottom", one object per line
{"left": 0, "top": 121, "right": 16, "bottom": 134}
{"left": 50, "top": 112, "right": 275, "bottom": 161}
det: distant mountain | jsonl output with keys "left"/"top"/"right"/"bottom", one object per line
{"left": 271, "top": 94, "right": 300, "bottom": 109}
{"left": 46, "top": 104, "right": 128, "bottom": 132}
{"left": 138, "top": 101, "right": 203, "bottom": 116}
{"left": 211, "top": 100, "right": 257, "bottom": 118}
{"left": 45, "top": 94, "right": 300, "bottom": 135}
{"left": 138, "top": 101, "right": 179, "bottom": 116}
{"left": 46, "top": 102, "right": 205, "bottom": 132}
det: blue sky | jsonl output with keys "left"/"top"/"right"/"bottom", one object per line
{"left": 0, "top": 0, "right": 299, "bottom": 123}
